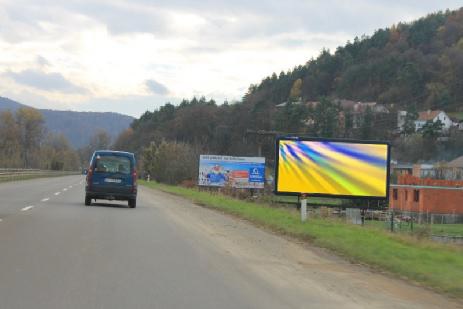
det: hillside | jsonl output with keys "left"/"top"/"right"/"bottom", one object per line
{"left": 118, "top": 8, "right": 463, "bottom": 165}
{"left": 0, "top": 97, "right": 134, "bottom": 148}
{"left": 244, "top": 8, "right": 463, "bottom": 111}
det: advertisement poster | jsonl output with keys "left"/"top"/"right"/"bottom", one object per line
{"left": 275, "top": 137, "right": 390, "bottom": 199}
{"left": 198, "top": 155, "right": 266, "bottom": 189}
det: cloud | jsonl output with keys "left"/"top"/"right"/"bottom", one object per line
{"left": 0, "top": 0, "right": 462, "bottom": 116}
{"left": 145, "top": 79, "right": 169, "bottom": 95}
{"left": 36, "top": 55, "right": 50, "bottom": 67}
{"left": 6, "top": 69, "right": 87, "bottom": 94}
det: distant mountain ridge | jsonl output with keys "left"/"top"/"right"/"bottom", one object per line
{"left": 0, "top": 97, "right": 134, "bottom": 148}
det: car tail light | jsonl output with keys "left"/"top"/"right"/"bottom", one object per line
{"left": 86, "top": 167, "right": 93, "bottom": 189}
{"left": 132, "top": 170, "right": 137, "bottom": 193}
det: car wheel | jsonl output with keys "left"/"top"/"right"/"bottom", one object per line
{"left": 85, "top": 195, "right": 91, "bottom": 206}
{"left": 128, "top": 199, "right": 136, "bottom": 208}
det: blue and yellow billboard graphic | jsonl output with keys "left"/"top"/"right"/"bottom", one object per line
{"left": 276, "top": 138, "right": 390, "bottom": 198}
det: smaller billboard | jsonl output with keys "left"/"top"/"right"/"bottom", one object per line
{"left": 198, "top": 155, "right": 266, "bottom": 189}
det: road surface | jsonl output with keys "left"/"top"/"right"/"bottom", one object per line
{"left": 0, "top": 175, "right": 460, "bottom": 309}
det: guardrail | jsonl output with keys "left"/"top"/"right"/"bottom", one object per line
{"left": 0, "top": 169, "right": 80, "bottom": 182}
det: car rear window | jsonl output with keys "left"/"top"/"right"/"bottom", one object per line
{"left": 94, "top": 155, "right": 131, "bottom": 174}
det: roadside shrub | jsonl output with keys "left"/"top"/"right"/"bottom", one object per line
{"left": 142, "top": 141, "right": 199, "bottom": 185}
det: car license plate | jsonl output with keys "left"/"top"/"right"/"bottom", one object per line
{"left": 104, "top": 178, "right": 121, "bottom": 183}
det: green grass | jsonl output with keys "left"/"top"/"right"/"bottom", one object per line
{"left": 448, "top": 112, "right": 463, "bottom": 121}
{"left": 141, "top": 180, "right": 463, "bottom": 298}
{"left": 431, "top": 224, "right": 463, "bottom": 237}
{"left": 271, "top": 195, "right": 343, "bottom": 206}
{"left": 365, "top": 220, "right": 463, "bottom": 237}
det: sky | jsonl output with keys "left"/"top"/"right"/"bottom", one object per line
{"left": 0, "top": 1, "right": 461, "bottom": 117}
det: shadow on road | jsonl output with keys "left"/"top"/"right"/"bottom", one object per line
{"left": 87, "top": 202, "right": 130, "bottom": 209}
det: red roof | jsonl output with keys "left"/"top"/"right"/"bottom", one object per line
{"left": 417, "top": 110, "right": 441, "bottom": 121}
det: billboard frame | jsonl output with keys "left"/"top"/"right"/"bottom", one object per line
{"left": 274, "top": 136, "right": 391, "bottom": 200}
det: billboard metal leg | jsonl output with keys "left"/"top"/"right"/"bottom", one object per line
{"left": 301, "top": 194, "right": 307, "bottom": 222}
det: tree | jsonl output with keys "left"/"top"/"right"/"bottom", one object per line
{"left": 360, "top": 106, "right": 374, "bottom": 139}
{"left": 0, "top": 111, "right": 21, "bottom": 167}
{"left": 421, "top": 119, "right": 443, "bottom": 139}
{"left": 312, "top": 97, "right": 339, "bottom": 138}
{"left": 289, "top": 78, "right": 302, "bottom": 101}
{"left": 80, "top": 129, "right": 112, "bottom": 166}
{"left": 15, "top": 107, "right": 45, "bottom": 168}
{"left": 142, "top": 141, "right": 198, "bottom": 184}
{"left": 403, "top": 108, "right": 418, "bottom": 135}
{"left": 89, "top": 129, "right": 112, "bottom": 151}
{"left": 274, "top": 101, "right": 308, "bottom": 133}
{"left": 41, "top": 133, "right": 80, "bottom": 171}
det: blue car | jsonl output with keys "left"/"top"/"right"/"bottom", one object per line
{"left": 85, "top": 150, "right": 138, "bottom": 208}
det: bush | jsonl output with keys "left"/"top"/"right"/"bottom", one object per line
{"left": 142, "top": 141, "right": 198, "bottom": 185}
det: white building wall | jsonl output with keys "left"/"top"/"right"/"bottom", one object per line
{"left": 436, "top": 112, "right": 453, "bottom": 130}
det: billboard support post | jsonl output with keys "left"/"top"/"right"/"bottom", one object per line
{"left": 301, "top": 194, "right": 307, "bottom": 222}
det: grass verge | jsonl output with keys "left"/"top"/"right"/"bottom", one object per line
{"left": 141, "top": 180, "right": 463, "bottom": 298}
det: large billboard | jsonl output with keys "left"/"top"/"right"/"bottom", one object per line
{"left": 275, "top": 137, "right": 390, "bottom": 199}
{"left": 198, "top": 155, "right": 265, "bottom": 189}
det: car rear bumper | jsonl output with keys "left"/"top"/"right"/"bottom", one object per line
{"left": 86, "top": 189, "right": 137, "bottom": 201}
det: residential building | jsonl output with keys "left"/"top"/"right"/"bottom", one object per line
{"left": 397, "top": 110, "right": 454, "bottom": 133}
{"left": 390, "top": 161, "right": 413, "bottom": 176}
{"left": 436, "top": 156, "right": 463, "bottom": 180}
{"left": 412, "top": 163, "right": 437, "bottom": 178}
{"left": 390, "top": 175, "right": 463, "bottom": 215}
{"left": 397, "top": 111, "right": 407, "bottom": 131}
{"left": 414, "top": 110, "right": 453, "bottom": 132}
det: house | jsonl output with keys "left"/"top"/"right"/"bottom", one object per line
{"left": 390, "top": 161, "right": 413, "bottom": 176}
{"left": 390, "top": 175, "right": 463, "bottom": 216}
{"left": 333, "top": 99, "right": 389, "bottom": 129}
{"left": 436, "top": 156, "right": 463, "bottom": 180}
{"left": 413, "top": 163, "right": 437, "bottom": 178}
{"left": 397, "top": 111, "right": 407, "bottom": 131}
{"left": 414, "top": 110, "right": 453, "bottom": 132}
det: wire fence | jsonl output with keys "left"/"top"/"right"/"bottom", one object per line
{"left": 343, "top": 208, "right": 463, "bottom": 244}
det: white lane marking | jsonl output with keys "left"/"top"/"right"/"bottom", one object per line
{"left": 0, "top": 218, "right": 3, "bottom": 222}
{"left": 63, "top": 188, "right": 68, "bottom": 192}
{"left": 54, "top": 192, "right": 60, "bottom": 196}
{"left": 41, "top": 198, "right": 49, "bottom": 202}
{"left": 68, "top": 186, "right": 73, "bottom": 189}
{"left": 21, "top": 206, "right": 34, "bottom": 211}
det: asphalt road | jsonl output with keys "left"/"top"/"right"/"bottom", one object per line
{"left": 0, "top": 176, "right": 460, "bottom": 309}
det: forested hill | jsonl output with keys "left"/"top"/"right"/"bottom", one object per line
{"left": 0, "top": 97, "right": 134, "bottom": 148}
{"left": 244, "top": 8, "right": 463, "bottom": 111}
{"left": 117, "top": 8, "right": 463, "bottom": 165}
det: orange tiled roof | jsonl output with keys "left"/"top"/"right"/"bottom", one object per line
{"left": 417, "top": 110, "right": 441, "bottom": 121}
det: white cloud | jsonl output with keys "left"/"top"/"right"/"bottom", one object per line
{"left": 0, "top": 0, "right": 461, "bottom": 116}
{"left": 145, "top": 79, "right": 169, "bottom": 95}
{"left": 5, "top": 69, "right": 87, "bottom": 93}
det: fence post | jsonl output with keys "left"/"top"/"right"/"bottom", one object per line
{"left": 390, "top": 210, "right": 394, "bottom": 232}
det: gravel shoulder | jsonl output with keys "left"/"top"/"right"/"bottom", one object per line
{"left": 141, "top": 186, "right": 462, "bottom": 309}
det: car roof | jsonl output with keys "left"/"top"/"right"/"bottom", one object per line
{"left": 93, "top": 150, "right": 135, "bottom": 157}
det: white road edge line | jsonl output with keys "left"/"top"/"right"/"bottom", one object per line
{"left": 41, "top": 198, "right": 49, "bottom": 202}
{"left": 21, "top": 206, "right": 34, "bottom": 212}
{"left": 54, "top": 192, "right": 60, "bottom": 196}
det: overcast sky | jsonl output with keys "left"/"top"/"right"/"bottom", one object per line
{"left": 0, "top": 0, "right": 461, "bottom": 116}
